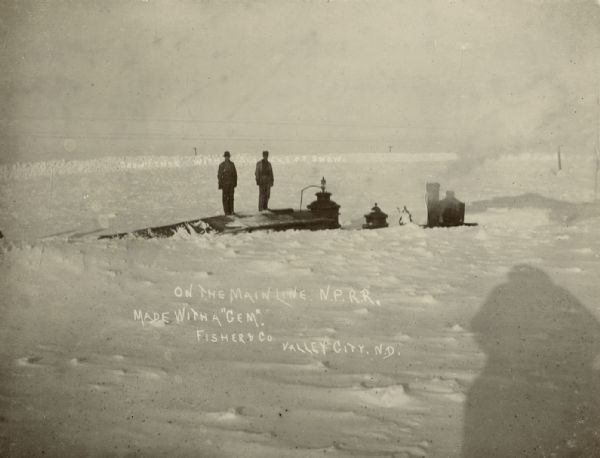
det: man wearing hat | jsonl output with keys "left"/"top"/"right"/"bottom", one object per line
{"left": 255, "top": 150, "right": 274, "bottom": 211}
{"left": 217, "top": 151, "right": 237, "bottom": 215}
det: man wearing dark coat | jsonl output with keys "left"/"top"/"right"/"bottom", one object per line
{"left": 217, "top": 151, "right": 237, "bottom": 215}
{"left": 255, "top": 150, "right": 274, "bottom": 211}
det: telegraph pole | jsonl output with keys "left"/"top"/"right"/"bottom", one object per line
{"left": 595, "top": 94, "right": 599, "bottom": 202}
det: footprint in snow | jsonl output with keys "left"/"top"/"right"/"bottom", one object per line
{"left": 69, "top": 357, "right": 88, "bottom": 366}
{"left": 110, "top": 366, "right": 166, "bottom": 380}
{"left": 90, "top": 383, "right": 111, "bottom": 392}
{"left": 16, "top": 356, "right": 43, "bottom": 367}
{"left": 136, "top": 368, "right": 166, "bottom": 380}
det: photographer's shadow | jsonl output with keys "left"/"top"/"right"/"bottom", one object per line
{"left": 463, "top": 265, "right": 600, "bottom": 457}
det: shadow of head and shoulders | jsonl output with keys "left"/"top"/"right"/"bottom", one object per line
{"left": 463, "top": 264, "right": 600, "bottom": 457}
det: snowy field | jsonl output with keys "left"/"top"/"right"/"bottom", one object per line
{"left": 1, "top": 152, "right": 600, "bottom": 457}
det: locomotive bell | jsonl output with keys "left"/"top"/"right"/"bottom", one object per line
{"left": 306, "top": 176, "right": 341, "bottom": 229}
{"left": 362, "top": 203, "right": 389, "bottom": 229}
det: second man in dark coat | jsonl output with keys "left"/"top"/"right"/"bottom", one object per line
{"left": 255, "top": 150, "right": 274, "bottom": 211}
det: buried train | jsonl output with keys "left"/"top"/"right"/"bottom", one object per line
{"left": 98, "top": 179, "right": 474, "bottom": 239}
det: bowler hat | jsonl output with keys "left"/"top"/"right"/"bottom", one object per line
{"left": 223, "top": 151, "right": 230, "bottom": 157}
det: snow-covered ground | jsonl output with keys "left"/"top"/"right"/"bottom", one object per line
{"left": 1, "top": 153, "right": 600, "bottom": 457}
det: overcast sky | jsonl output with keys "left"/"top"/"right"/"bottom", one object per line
{"left": 1, "top": 0, "right": 599, "bottom": 163}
